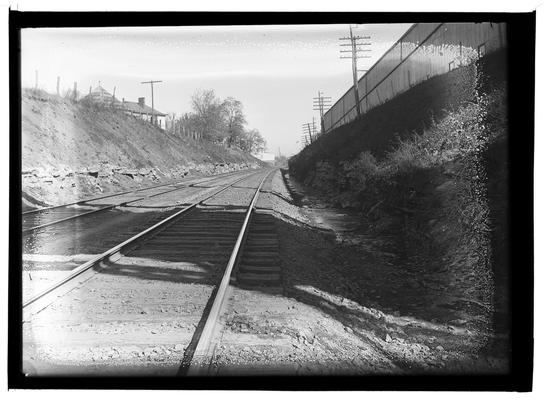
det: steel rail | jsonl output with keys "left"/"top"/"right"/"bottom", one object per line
{"left": 22, "top": 180, "right": 178, "bottom": 216}
{"left": 186, "top": 168, "right": 276, "bottom": 376}
{"left": 22, "top": 204, "right": 118, "bottom": 233}
{"left": 22, "top": 185, "right": 188, "bottom": 234}
{"left": 22, "top": 169, "right": 257, "bottom": 233}
{"left": 22, "top": 169, "right": 267, "bottom": 318}
{"left": 22, "top": 168, "right": 253, "bottom": 215}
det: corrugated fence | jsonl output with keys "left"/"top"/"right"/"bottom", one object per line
{"left": 323, "top": 22, "right": 507, "bottom": 133}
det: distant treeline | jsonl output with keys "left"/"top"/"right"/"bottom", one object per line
{"left": 166, "top": 89, "right": 266, "bottom": 154}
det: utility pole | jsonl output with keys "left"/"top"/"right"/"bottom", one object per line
{"left": 56, "top": 76, "right": 60, "bottom": 96}
{"left": 307, "top": 123, "right": 313, "bottom": 143}
{"left": 313, "top": 90, "right": 332, "bottom": 133}
{"left": 141, "top": 80, "right": 163, "bottom": 126}
{"left": 302, "top": 123, "right": 314, "bottom": 147}
{"left": 73, "top": 82, "right": 78, "bottom": 101}
{"left": 35, "top": 70, "right": 38, "bottom": 90}
{"left": 339, "top": 25, "right": 371, "bottom": 119}
{"left": 300, "top": 129, "right": 310, "bottom": 147}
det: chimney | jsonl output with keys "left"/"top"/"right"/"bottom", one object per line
{"left": 138, "top": 97, "right": 145, "bottom": 107}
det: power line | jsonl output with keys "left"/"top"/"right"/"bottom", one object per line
{"left": 339, "top": 25, "right": 371, "bottom": 119}
{"left": 312, "top": 90, "right": 332, "bottom": 133}
{"left": 301, "top": 123, "right": 313, "bottom": 146}
{"left": 301, "top": 118, "right": 320, "bottom": 147}
{"left": 141, "top": 80, "right": 163, "bottom": 126}
{"left": 312, "top": 117, "right": 319, "bottom": 139}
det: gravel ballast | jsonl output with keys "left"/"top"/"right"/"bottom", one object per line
{"left": 22, "top": 170, "right": 271, "bottom": 376}
{"left": 208, "top": 169, "right": 508, "bottom": 375}
{"left": 23, "top": 168, "right": 507, "bottom": 376}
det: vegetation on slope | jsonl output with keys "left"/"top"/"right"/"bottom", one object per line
{"left": 22, "top": 88, "right": 263, "bottom": 206}
{"left": 289, "top": 59, "right": 510, "bottom": 349}
{"left": 330, "top": 84, "right": 506, "bottom": 311}
{"left": 168, "top": 89, "right": 266, "bottom": 153}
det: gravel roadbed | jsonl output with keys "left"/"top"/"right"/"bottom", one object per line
{"left": 22, "top": 169, "right": 271, "bottom": 376}
{"left": 206, "top": 169, "right": 507, "bottom": 374}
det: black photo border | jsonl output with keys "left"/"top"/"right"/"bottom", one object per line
{"left": 8, "top": 10, "right": 535, "bottom": 391}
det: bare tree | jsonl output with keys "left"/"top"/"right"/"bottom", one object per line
{"left": 190, "top": 89, "right": 226, "bottom": 142}
{"left": 241, "top": 128, "right": 266, "bottom": 154}
{"left": 183, "top": 89, "right": 264, "bottom": 151}
{"left": 222, "top": 97, "right": 246, "bottom": 147}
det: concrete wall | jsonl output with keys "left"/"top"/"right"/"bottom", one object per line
{"left": 324, "top": 22, "right": 507, "bottom": 132}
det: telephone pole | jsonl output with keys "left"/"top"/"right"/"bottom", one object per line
{"left": 301, "top": 126, "right": 308, "bottom": 147}
{"left": 301, "top": 122, "right": 314, "bottom": 147}
{"left": 339, "top": 25, "right": 371, "bottom": 119}
{"left": 141, "top": 80, "right": 163, "bottom": 125}
{"left": 313, "top": 90, "right": 332, "bottom": 133}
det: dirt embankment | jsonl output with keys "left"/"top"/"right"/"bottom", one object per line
{"left": 288, "top": 50, "right": 510, "bottom": 359}
{"left": 290, "top": 49, "right": 507, "bottom": 175}
{"left": 22, "top": 89, "right": 263, "bottom": 206}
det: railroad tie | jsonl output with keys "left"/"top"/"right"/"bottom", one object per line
{"left": 237, "top": 212, "right": 281, "bottom": 289}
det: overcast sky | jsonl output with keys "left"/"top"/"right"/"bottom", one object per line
{"left": 21, "top": 24, "right": 412, "bottom": 156}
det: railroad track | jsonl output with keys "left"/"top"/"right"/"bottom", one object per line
{"left": 22, "top": 169, "right": 255, "bottom": 234}
{"left": 23, "top": 168, "right": 280, "bottom": 376}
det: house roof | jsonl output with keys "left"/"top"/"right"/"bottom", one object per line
{"left": 84, "top": 85, "right": 114, "bottom": 102}
{"left": 83, "top": 84, "right": 166, "bottom": 116}
{"left": 116, "top": 100, "right": 166, "bottom": 116}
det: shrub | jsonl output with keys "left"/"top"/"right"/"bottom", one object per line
{"left": 339, "top": 151, "right": 379, "bottom": 192}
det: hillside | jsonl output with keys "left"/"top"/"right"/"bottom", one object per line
{"left": 21, "top": 89, "right": 262, "bottom": 206}
{"left": 288, "top": 50, "right": 510, "bottom": 351}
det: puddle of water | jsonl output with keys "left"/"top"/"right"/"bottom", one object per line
{"left": 285, "top": 174, "right": 396, "bottom": 257}
{"left": 304, "top": 207, "right": 361, "bottom": 233}
{"left": 283, "top": 172, "right": 365, "bottom": 238}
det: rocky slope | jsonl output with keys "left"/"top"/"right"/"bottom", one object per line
{"left": 288, "top": 52, "right": 510, "bottom": 366}
{"left": 22, "top": 89, "right": 263, "bottom": 207}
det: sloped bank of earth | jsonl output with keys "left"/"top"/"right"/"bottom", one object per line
{"left": 285, "top": 83, "right": 510, "bottom": 372}
{"left": 21, "top": 89, "right": 263, "bottom": 207}
{"left": 211, "top": 169, "right": 509, "bottom": 374}
{"left": 22, "top": 160, "right": 259, "bottom": 209}
{"left": 279, "top": 169, "right": 509, "bottom": 374}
